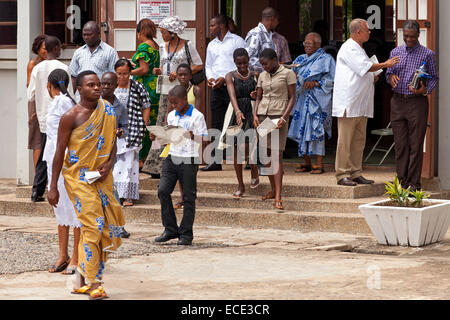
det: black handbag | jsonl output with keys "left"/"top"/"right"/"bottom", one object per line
{"left": 184, "top": 40, "right": 206, "bottom": 85}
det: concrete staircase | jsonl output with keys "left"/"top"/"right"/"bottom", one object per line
{"left": 3, "top": 164, "right": 450, "bottom": 234}
{"left": 0, "top": 164, "right": 407, "bottom": 234}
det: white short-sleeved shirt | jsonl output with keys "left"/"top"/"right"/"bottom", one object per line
{"left": 332, "top": 38, "right": 375, "bottom": 118}
{"left": 27, "top": 59, "right": 73, "bottom": 133}
{"left": 167, "top": 105, "right": 208, "bottom": 158}
{"left": 42, "top": 94, "right": 75, "bottom": 163}
{"left": 205, "top": 31, "right": 246, "bottom": 80}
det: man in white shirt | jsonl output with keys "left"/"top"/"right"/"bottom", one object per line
{"left": 27, "top": 36, "right": 73, "bottom": 201}
{"left": 203, "top": 14, "right": 245, "bottom": 171}
{"left": 151, "top": 85, "right": 207, "bottom": 245}
{"left": 332, "top": 19, "right": 399, "bottom": 186}
{"left": 69, "top": 21, "right": 119, "bottom": 94}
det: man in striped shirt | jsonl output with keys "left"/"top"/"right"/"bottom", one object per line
{"left": 70, "top": 21, "right": 119, "bottom": 95}
{"left": 386, "top": 20, "right": 439, "bottom": 191}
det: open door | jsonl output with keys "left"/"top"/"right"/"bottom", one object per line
{"left": 395, "top": 0, "right": 437, "bottom": 178}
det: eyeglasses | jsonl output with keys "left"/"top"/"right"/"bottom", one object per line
{"left": 303, "top": 41, "right": 318, "bottom": 46}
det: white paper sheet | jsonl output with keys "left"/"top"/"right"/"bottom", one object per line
{"left": 85, "top": 171, "right": 101, "bottom": 184}
{"left": 257, "top": 118, "right": 280, "bottom": 137}
{"left": 147, "top": 125, "right": 188, "bottom": 145}
{"left": 370, "top": 55, "right": 384, "bottom": 76}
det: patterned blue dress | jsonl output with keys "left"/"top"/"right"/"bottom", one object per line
{"left": 288, "top": 48, "right": 336, "bottom": 156}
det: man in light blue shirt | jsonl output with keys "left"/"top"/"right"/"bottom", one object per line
{"left": 70, "top": 21, "right": 119, "bottom": 94}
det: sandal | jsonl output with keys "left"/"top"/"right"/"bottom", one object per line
{"left": 310, "top": 165, "right": 324, "bottom": 174}
{"left": 174, "top": 201, "right": 184, "bottom": 210}
{"left": 71, "top": 285, "right": 91, "bottom": 295}
{"left": 295, "top": 164, "right": 312, "bottom": 173}
{"left": 62, "top": 265, "right": 77, "bottom": 275}
{"left": 122, "top": 199, "right": 134, "bottom": 207}
{"left": 48, "top": 258, "right": 70, "bottom": 273}
{"left": 262, "top": 192, "right": 275, "bottom": 201}
{"left": 274, "top": 200, "right": 284, "bottom": 210}
{"left": 233, "top": 190, "right": 244, "bottom": 199}
{"left": 250, "top": 177, "right": 260, "bottom": 189}
{"left": 88, "top": 286, "right": 108, "bottom": 300}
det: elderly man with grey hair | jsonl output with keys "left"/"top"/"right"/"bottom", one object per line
{"left": 332, "top": 18, "right": 399, "bottom": 186}
{"left": 386, "top": 20, "right": 439, "bottom": 191}
{"left": 288, "top": 32, "right": 335, "bottom": 174}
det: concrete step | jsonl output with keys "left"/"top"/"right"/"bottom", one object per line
{"left": 0, "top": 193, "right": 370, "bottom": 234}
{"left": 15, "top": 180, "right": 387, "bottom": 200}
{"left": 139, "top": 177, "right": 387, "bottom": 199}
{"left": 133, "top": 190, "right": 382, "bottom": 214}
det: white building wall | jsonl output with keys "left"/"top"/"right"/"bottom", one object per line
{"left": 0, "top": 68, "right": 17, "bottom": 178}
{"left": 438, "top": 0, "right": 450, "bottom": 189}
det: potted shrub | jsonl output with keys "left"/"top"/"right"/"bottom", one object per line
{"left": 359, "top": 177, "right": 450, "bottom": 247}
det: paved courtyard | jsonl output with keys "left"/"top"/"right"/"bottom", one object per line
{"left": 1, "top": 215, "right": 449, "bottom": 300}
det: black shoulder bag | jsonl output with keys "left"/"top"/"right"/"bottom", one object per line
{"left": 184, "top": 40, "right": 206, "bottom": 85}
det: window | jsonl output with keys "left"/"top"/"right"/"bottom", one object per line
{"left": 0, "top": 0, "right": 17, "bottom": 46}
{"left": 42, "top": 0, "right": 97, "bottom": 46}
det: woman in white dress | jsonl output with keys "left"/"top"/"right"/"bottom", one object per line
{"left": 113, "top": 59, "right": 151, "bottom": 207}
{"left": 43, "top": 69, "right": 82, "bottom": 274}
{"left": 142, "top": 15, "right": 203, "bottom": 178}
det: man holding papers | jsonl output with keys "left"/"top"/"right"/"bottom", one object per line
{"left": 150, "top": 85, "right": 207, "bottom": 246}
{"left": 332, "top": 18, "right": 399, "bottom": 186}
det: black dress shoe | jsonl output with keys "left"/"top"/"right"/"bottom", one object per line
{"left": 337, "top": 177, "right": 357, "bottom": 186}
{"left": 155, "top": 231, "right": 179, "bottom": 243}
{"left": 150, "top": 173, "right": 160, "bottom": 179}
{"left": 177, "top": 238, "right": 192, "bottom": 246}
{"left": 31, "top": 192, "right": 45, "bottom": 202}
{"left": 352, "top": 176, "right": 375, "bottom": 184}
{"left": 119, "top": 227, "right": 130, "bottom": 238}
{"left": 200, "top": 163, "right": 222, "bottom": 171}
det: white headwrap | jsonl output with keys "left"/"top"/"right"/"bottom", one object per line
{"left": 158, "top": 16, "right": 187, "bottom": 35}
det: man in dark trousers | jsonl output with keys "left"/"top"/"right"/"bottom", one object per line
{"left": 386, "top": 20, "right": 439, "bottom": 191}
{"left": 202, "top": 14, "right": 245, "bottom": 171}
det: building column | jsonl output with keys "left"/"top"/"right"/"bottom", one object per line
{"left": 16, "top": 0, "right": 42, "bottom": 185}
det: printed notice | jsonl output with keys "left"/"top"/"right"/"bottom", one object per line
{"left": 137, "top": 0, "right": 173, "bottom": 24}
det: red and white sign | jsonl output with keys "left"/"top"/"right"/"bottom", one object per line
{"left": 137, "top": 0, "right": 174, "bottom": 24}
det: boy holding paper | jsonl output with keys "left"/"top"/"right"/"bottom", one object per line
{"left": 150, "top": 85, "right": 207, "bottom": 245}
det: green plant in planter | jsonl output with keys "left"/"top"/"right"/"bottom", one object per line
{"left": 384, "top": 176, "right": 430, "bottom": 207}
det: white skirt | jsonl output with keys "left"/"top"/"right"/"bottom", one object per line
{"left": 113, "top": 137, "right": 141, "bottom": 200}
{"left": 47, "top": 161, "right": 82, "bottom": 228}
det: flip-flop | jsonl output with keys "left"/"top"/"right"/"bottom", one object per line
{"left": 88, "top": 286, "right": 108, "bottom": 300}
{"left": 233, "top": 190, "right": 244, "bottom": 199}
{"left": 71, "top": 285, "right": 91, "bottom": 295}
{"left": 122, "top": 200, "right": 134, "bottom": 207}
{"left": 174, "top": 201, "right": 184, "bottom": 210}
{"left": 274, "top": 200, "right": 284, "bottom": 210}
{"left": 48, "top": 258, "right": 69, "bottom": 273}
{"left": 62, "top": 265, "right": 77, "bottom": 275}
{"left": 310, "top": 165, "right": 324, "bottom": 174}
{"left": 262, "top": 192, "right": 275, "bottom": 201}
{"left": 250, "top": 177, "right": 260, "bottom": 189}
{"left": 295, "top": 164, "right": 312, "bottom": 173}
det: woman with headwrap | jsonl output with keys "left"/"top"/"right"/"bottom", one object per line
{"left": 142, "top": 16, "right": 203, "bottom": 178}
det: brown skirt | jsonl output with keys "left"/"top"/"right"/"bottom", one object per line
{"left": 258, "top": 115, "right": 288, "bottom": 151}
{"left": 28, "top": 101, "right": 41, "bottom": 150}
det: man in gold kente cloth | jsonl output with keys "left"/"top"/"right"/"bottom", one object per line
{"left": 48, "top": 70, "right": 125, "bottom": 300}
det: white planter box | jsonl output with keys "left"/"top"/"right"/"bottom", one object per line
{"left": 359, "top": 199, "right": 450, "bottom": 247}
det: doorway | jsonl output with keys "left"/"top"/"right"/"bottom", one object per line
{"left": 214, "top": 0, "right": 397, "bottom": 165}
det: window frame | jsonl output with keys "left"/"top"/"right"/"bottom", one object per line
{"left": 0, "top": 0, "right": 18, "bottom": 48}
